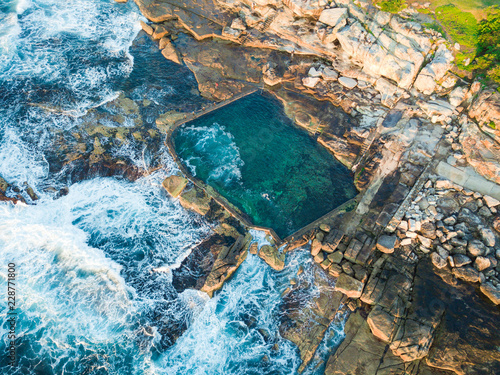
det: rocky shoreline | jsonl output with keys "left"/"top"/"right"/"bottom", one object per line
{"left": 116, "top": 0, "right": 500, "bottom": 373}
{"left": 2, "top": 0, "right": 494, "bottom": 372}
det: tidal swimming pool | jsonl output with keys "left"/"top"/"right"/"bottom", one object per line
{"left": 173, "top": 93, "right": 357, "bottom": 238}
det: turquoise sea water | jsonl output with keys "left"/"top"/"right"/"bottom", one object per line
{"left": 173, "top": 93, "right": 357, "bottom": 238}
{"left": 0, "top": 0, "right": 347, "bottom": 373}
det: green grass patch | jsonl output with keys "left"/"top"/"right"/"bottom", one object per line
{"left": 376, "top": 0, "right": 407, "bottom": 14}
{"left": 423, "top": 21, "right": 445, "bottom": 36}
{"left": 435, "top": 4, "right": 478, "bottom": 49}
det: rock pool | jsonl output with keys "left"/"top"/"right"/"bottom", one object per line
{"left": 173, "top": 93, "right": 358, "bottom": 238}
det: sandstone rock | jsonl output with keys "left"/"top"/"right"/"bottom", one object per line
{"left": 259, "top": 245, "right": 285, "bottom": 271}
{"left": 342, "top": 262, "right": 353, "bottom": 276}
{"left": 418, "top": 235, "right": 432, "bottom": 249}
{"left": 338, "top": 76, "right": 357, "bottom": 89}
{"left": 448, "top": 86, "right": 468, "bottom": 107}
{"left": 230, "top": 17, "right": 246, "bottom": 31}
{"left": 420, "top": 222, "right": 436, "bottom": 239}
{"left": 335, "top": 273, "right": 364, "bottom": 299}
{"left": 318, "top": 8, "right": 348, "bottom": 28}
{"left": 453, "top": 254, "right": 472, "bottom": 267}
{"left": 0, "top": 176, "right": 8, "bottom": 194}
{"left": 327, "top": 251, "right": 343, "bottom": 264}
{"left": 179, "top": 186, "right": 211, "bottom": 215}
{"left": 431, "top": 252, "right": 447, "bottom": 269}
{"left": 161, "top": 40, "right": 182, "bottom": 64}
{"left": 414, "top": 45, "right": 453, "bottom": 95}
{"left": 302, "top": 76, "right": 320, "bottom": 88}
{"left": 443, "top": 216, "right": 456, "bottom": 225}
{"left": 453, "top": 266, "right": 480, "bottom": 283}
{"left": 480, "top": 282, "right": 500, "bottom": 305}
{"left": 321, "top": 67, "right": 338, "bottom": 81}
{"left": 325, "top": 311, "right": 405, "bottom": 375}
{"left": 162, "top": 175, "right": 188, "bottom": 198}
{"left": 483, "top": 195, "right": 500, "bottom": 208}
{"left": 201, "top": 234, "right": 251, "bottom": 295}
{"left": 390, "top": 319, "right": 434, "bottom": 361}
{"left": 474, "top": 256, "right": 491, "bottom": 272}
{"left": 400, "top": 238, "right": 412, "bottom": 246}
{"left": 308, "top": 66, "right": 322, "bottom": 77}
{"left": 249, "top": 242, "right": 258, "bottom": 255}
{"left": 480, "top": 227, "right": 496, "bottom": 247}
{"left": 460, "top": 120, "right": 500, "bottom": 185}
{"left": 329, "top": 264, "right": 342, "bottom": 277}
{"left": 344, "top": 239, "right": 363, "bottom": 262}
{"left": 319, "top": 223, "right": 331, "bottom": 232}
{"left": 311, "top": 239, "right": 322, "bottom": 256}
{"left": 314, "top": 251, "right": 325, "bottom": 263}
{"left": 468, "top": 240, "right": 487, "bottom": 257}
{"left": 316, "top": 231, "right": 325, "bottom": 242}
{"left": 367, "top": 305, "right": 397, "bottom": 343}
{"left": 25, "top": 185, "right": 38, "bottom": 201}
{"left": 469, "top": 89, "right": 500, "bottom": 129}
{"left": 153, "top": 24, "right": 170, "bottom": 40}
{"left": 376, "top": 234, "right": 396, "bottom": 254}
{"left": 140, "top": 20, "right": 153, "bottom": 35}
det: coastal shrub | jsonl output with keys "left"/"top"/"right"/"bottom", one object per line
{"left": 476, "top": 6, "right": 500, "bottom": 84}
{"left": 376, "top": 0, "right": 406, "bottom": 14}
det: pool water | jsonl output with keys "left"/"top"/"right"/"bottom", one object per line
{"left": 173, "top": 93, "right": 358, "bottom": 238}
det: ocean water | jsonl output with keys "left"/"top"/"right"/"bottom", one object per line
{"left": 0, "top": 0, "right": 346, "bottom": 374}
{"left": 173, "top": 94, "right": 358, "bottom": 238}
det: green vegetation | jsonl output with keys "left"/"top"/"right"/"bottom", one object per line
{"left": 376, "top": 0, "right": 407, "bottom": 14}
{"left": 425, "top": 3, "right": 500, "bottom": 85}
{"left": 423, "top": 21, "right": 445, "bottom": 36}
{"left": 476, "top": 7, "right": 500, "bottom": 84}
{"left": 435, "top": 4, "right": 478, "bottom": 49}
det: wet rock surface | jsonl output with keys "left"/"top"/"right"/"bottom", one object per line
{"left": 103, "top": 0, "right": 500, "bottom": 372}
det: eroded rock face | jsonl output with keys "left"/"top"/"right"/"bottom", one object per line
{"left": 426, "top": 268, "right": 500, "bottom": 375}
{"left": 460, "top": 120, "right": 500, "bottom": 185}
{"left": 201, "top": 233, "right": 252, "bottom": 295}
{"left": 279, "top": 263, "right": 345, "bottom": 372}
{"left": 469, "top": 90, "right": 500, "bottom": 130}
{"left": 258, "top": 244, "right": 285, "bottom": 271}
{"left": 325, "top": 311, "right": 406, "bottom": 375}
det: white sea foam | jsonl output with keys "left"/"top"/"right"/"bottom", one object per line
{"left": 181, "top": 123, "right": 245, "bottom": 186}
{"left": 0, "top": 174, "right": 212, "bottom": 373}
{"left": 0, "top": 0, "right": 142, "bottom": 114}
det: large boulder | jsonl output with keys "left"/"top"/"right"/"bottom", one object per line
{"left": 376, "top": 234, "right": 397, "bottom": 254}
{"left": 258, "top": 244, "right": 285, "bottom": 271}
{"left": 480, "top": 283, "right": 500, "bottom": 305}
{"left": 318, "top": 8, "right": 347, "bottom": 28}
{"left": 335, "top": 273, "right": 365, "bottom": 298}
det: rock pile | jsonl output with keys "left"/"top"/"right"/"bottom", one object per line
{"left": 395, "top": 177, "right": 500, "bottom": 304}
